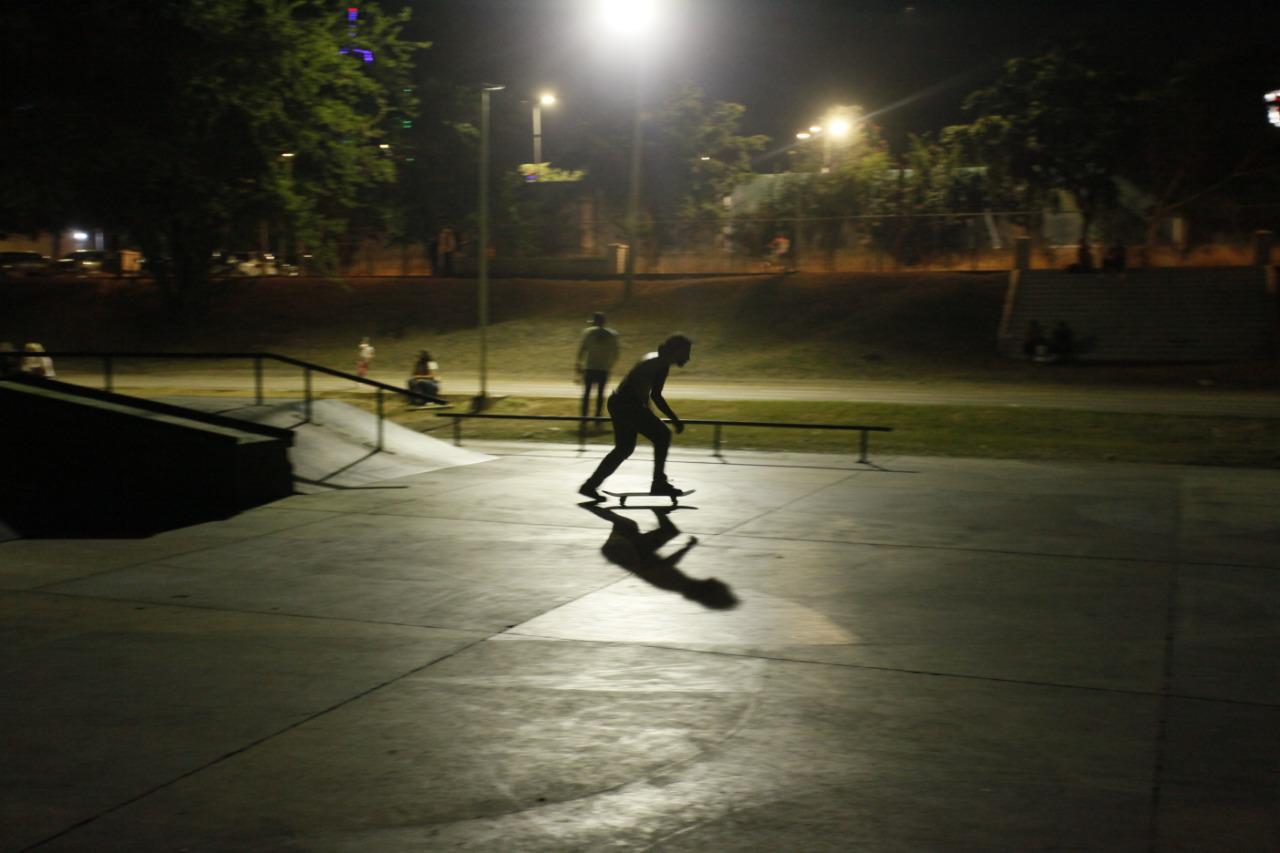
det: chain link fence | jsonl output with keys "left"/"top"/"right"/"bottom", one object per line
{"left": 332, "top": 209, "right": 1280, "bottom": 276}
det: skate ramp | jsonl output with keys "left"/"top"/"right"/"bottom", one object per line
{"left": 166, "top": 397, "right": 492, "bottom": 491}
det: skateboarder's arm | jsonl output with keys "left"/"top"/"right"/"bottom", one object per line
{"left": 650, "top": 369, "right": 683, "bottom": 433}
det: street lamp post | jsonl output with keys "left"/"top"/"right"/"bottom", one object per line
{"left": 475, "top": 82, "right": 504, "bottom": 412}
{"left": 532, "top": 92, "right": 556, "bottom": 164}
{"left": 624, "top": 76, "right": 643, "bottom": 296}
{"left": 595, "top": 0, "right": 662, "bottom": 298}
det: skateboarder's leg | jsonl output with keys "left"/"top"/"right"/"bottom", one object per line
{"left": 581, "top": 398, "right": 639, "bottom": 496}
{"left": 592, "top": 372, "right": 607, "bottom": 418}
{"left": 634, "top": 409, "right": 673, "bottom": 486}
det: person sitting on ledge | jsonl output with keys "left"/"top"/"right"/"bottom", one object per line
{"left": 407, "top": 349, "right": 447, "bottom": 406}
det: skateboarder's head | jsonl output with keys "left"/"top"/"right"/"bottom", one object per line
{"left": 591, "top": 311, "right": 606, "bottom": 326}
{"left": 658, "top": 333, "right": 692, "bottom": 367}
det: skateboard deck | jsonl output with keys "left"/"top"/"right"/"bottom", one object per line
{"left": 602, "top": 489, "right": 695, "bottom": 506}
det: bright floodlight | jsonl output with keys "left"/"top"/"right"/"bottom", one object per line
{"left": 809, "top": 125, "right": 823, "bottom": 134}
{"left": 795, "top": 132, "right": 812, "bottom": 140}
{"left": 596, "top": 0, "right": 661, "bottom": 37}
{"left": 828, "top": 118, "right": 853, "bottom": 137}
{"left": 539, "top": 92, "right": 557, "bottom": 106}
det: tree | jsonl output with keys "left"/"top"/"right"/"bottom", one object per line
{"left": 2, "top": 0, "right": 423, "bottom": 313}
{"left": 958, "top": 49, "right": 1136, "bottom": 266}
{"left": 1127, "top": 49, "right": 1280, "bottom": 256}
{"left": 550, "top": 84, "right": 766, "bottom": 262}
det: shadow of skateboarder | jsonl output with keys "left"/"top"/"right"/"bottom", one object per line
{"left": 580, "top": 502, "right": 738, "bottom": 610}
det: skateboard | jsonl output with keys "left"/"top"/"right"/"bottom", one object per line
{"left": 602, "top": 489, "right": 696, "bottom": 507}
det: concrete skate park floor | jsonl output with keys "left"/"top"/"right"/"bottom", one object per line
{"left": 3, "top": 434, "right": 1278, "bottom": 850}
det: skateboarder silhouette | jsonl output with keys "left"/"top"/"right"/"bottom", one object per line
{"left": 578, "top": 333, "right": 692, "bottom": 501}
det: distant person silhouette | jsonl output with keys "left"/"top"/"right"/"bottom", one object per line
{"left": 21, "top": 342, "right": 55, "bottom": 377}
{"left": 575, "top": 311, "right": 620, "bottom": 422}
{"left": 407, "top": 349, "right": 446, "bottom": 405}
{"left": 1102, "top": 242, "right": 1127, "bottom": 272}
{"left": 579, "top": 333, "right": 692, "bottom": 500}
{"left": 768, "top": 231, "right": 791, "bottom": 271}
{"left": 1022, "top": 320, "right": 1047, "bottom": 360}
{"left": 1051, "top": 321, "right": 1076, "bottom": 362}
{"left": 355, "top": 336, "right": 375, "bottom": 379}
{"left": 435, "top": 226, "right": 458, "bottom": 276}
{"left": 581, "top": 503, "right": 737, "bottom": 610}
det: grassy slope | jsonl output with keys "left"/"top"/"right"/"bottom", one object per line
{"left": 4, "top": 272, "right": 1276, "bottom": 389}
{"left": 5, "top": 273, "right": 1277, "bottom": 466}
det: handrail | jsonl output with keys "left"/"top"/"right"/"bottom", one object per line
{"left": 23, "top": 351, "right": 439, "bottom": 452}
{"left": 435, "top": 412, "right": 893, "bottom": 464}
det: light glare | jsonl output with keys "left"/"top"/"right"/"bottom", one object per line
{"left": 596, "top": 0, "right": 661, "bottom": 37}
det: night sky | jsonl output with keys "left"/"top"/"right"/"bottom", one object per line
{"left": 408, "top": 0, "right": 1274, "bottom": 165}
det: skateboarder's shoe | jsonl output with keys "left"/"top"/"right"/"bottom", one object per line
{"left": 578, "top": 481, "right": 602, "bottom": 501}
{"left": 650, "top": 480, "right": 684, "bottom": 497}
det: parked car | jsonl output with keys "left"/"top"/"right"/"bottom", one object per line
{"left": 0, "top": 251, "right": 52, "bottom": 277}
{"left": 57, "top": 249, "right": 108, "bottom": 273}
{"left": 211, "top": 250, "right": 279, "bottom": 277}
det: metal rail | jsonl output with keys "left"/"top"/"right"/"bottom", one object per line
{"left": 27, "top": 351, "right": 435, "bottom": 452}
{"left": 435, "top": 413, "right": 893, "bottom": 463}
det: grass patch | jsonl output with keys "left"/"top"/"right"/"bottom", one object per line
{"left": 365, "top": 395, "right": 1280, "bottom": 468}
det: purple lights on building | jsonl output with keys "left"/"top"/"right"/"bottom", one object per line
{"left": 341, "top": 6, "right": 373, "bottom": 63}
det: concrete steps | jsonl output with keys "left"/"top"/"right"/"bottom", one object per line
{"left": 999, "top": 267, "right": 1278, "bottom": 362}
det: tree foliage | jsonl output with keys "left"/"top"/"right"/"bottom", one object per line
{"left": 2, "top": 0, "right": 423, "bottom": 311}
{"left": 1126, "top": 49, "right": 1280, "bottom": 248}
{"left": 957, "top": 49, "right": 1136, "bottom": 257}
{"left": 545, "top": 84, "right": 766, "bottom": 258}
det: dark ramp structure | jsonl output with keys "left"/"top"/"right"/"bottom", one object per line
{"left": 0, "top": 377, "right": 294, "bottom": 537}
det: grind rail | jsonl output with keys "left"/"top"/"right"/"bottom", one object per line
{"left": 435, "top": 413, "right": 893, "bottom": 463}
{"left": 15, "top": 352, "right": 892, "bottom": 461}
{"left": 15, "top": 351, "right": 437, "bottom": 452}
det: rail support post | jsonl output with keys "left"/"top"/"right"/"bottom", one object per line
{"left": 375, "top": 388, "right": 384, "bottom": 452}
{"left": 453, "top": 416, "right": 462, "bottom": 446}
{"left": 713, "top": 424, "right": 723, "bottom": 458}
{"left": 253, "top": 356, "right": 264, "bottom": 405}
{"left": 859, "top": 429, "right": 869, "bottom": 464}
{"left": 303, "top": 368, "right": 313, "bottom": 423}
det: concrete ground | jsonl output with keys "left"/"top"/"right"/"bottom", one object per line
{"left": 2, "top": 433, "right": 1278, "bottom": 851}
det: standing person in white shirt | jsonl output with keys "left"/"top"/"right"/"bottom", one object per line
{"left": 575, "top": 312, "right": 620, "bottom": 422}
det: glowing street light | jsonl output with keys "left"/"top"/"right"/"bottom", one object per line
{"left": 796, "top": 109, "right": 859, "bottom": 173}
{"left": 532, "top": 91, "right": 557, "bottom": 164}
{"left": 595, "top": 0, "right": 661, "bottom": 37}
